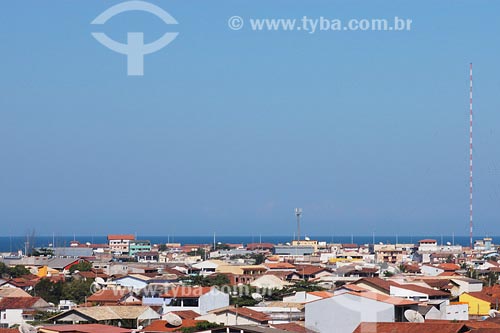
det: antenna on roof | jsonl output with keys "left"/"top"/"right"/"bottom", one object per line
{"left": 404, "top": 309, "right": 425, "bottom": 323}
{"left": 295, "top": 208, "right": 302, "bottom": 245}
{"left": 469, "top": 62, "right": 474, "bottom": 250}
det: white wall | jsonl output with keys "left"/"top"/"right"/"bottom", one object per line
{"left": 441, "top": 303, "right": 469, "bottom": 320}
{"left": 390, "top": 286, "right": 428, "bottom": 302}
{"left": 198, "top": 312, "right": 261, "bottom": 326}
{"left": 114, "top": 277, "right": 148, "bottom": 290}
{"left": 305, "top": 293, "right": 394, "bottom": 333}
{"left": 0, "top": 309, "right": 24, "bottom": 327}
{"left": 199, "top": 290, "right": 230, "bottom": 315}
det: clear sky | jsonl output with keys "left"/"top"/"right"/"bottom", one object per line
{"left": 1, "top": 1, "right": 500, "bottom": 236}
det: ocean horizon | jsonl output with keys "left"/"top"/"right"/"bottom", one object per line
{"left": 0, "top": 235, "right": 495, "bottom": 253}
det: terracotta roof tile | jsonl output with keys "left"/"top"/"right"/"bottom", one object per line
{"left": 213, "top": 307, "right": 269, "bottom": 322}
{"left": 161, "top": 286, "right": 213, "bottom": 298}
{"left": 353, "top": 322, "right": 467, "bottom": 333}
{"left": 0, "top": 297, "right": 44, "bottom": 310}
{"left": 141, "top": 319, "right": 202, "bottom": 332}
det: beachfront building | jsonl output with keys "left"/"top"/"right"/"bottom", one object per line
{"left": 107, "top": 235, "right": 135, "bottom": 255}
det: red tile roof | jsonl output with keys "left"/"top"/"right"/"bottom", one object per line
{"left": 265, "top": 263, "right": 296, "bottom": 269}
{"left": 107, "top": 235, "right": 135, "bottom": 240}
{"left": 308, "top": 291, "right": 333, "bottom": 299}
{"left": 271, "top": 323, "right": 315, "bottom": 333}
{"left": 355, "top": 277, "right": 449, "bottom": 297}
{"left": 437, "top": 263, "right": 460, "bottom": 271}
{"left": 168, "top": 310, "right": 200, "bottom": 319}
{"left": 0, "top": 329, "right": 19, "bottom": 333}
{"left": 395, "top": 283, "right": 449, "bottom": 297}
{"left": 340, "top": 284, "right": 368, "bottom": 292}
{"left": 40, "top": 324, "right": 132, "bottom": 333}
{"left": 419, "top": 239, "right": 438, "bottom": 243}
{"left": 247, "top": 243, "right": 275, "bottom": 250}
{"left": 294, "top": 265, "right": 329, "bottom": 276}
{"left": 353, "top": 322, "right": 468, "bottom": 333}
{"left": 347, "top": 291, "right": 419, "bottom": 306}
{"left": 87, "top": 289, "right": 133, "bottom": 303}
{"left": 467, "top": 292, "right": 498, "bottom": 304}
{"left": 161, "top": 286, "right": 213, "bottom": 298}
{"left": 141, "top": 319, "right": 202, "bottom": 332}
{"left": 213, "top": 307, "right": 269, "bottom": 322}
{"left": 0, "top": 297, "right": 44, "bottom": 310}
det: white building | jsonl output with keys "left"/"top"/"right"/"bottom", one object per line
{"left": 0, "top": 297, "right": 51, "bottom": 327}
{"left": 107, "top": 234, "right": 135, "bottom": 255}
{"left": 305, "top": 291, "right": 418, "bottom": 333}
{"left": 161, "top": 286, "right": 229, "bottom": 315}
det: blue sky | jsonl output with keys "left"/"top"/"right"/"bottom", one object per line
{"left": 1, "top": 1, "right": 500, "bottom": 236}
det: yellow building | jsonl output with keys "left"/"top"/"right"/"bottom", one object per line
{"left": 459, "top": 292, "right": 495, "bottom": 316}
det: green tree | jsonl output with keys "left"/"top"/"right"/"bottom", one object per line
{"left": 62, "top": 279, "right": 94, "bottom": 304}
{"left": 69, "top": 261, "right": 92, "bottom": 274}
{"left": 180, "top": 321, "right": 222, "bottom": 333}
{"left": 9, "top": 265, "right": 30, "bottom": 278}
{"left": 32, "top": 248, "right": 55, "bottom": 257}
{"left": 32, "top": 278, "right": 63, "bottom": 304}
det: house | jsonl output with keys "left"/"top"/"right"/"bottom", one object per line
{"left": 247, "top": 243, "right": 275, "bottom": 251}
{"left": 288, "top": 266, "right": 331, "bottom": 280}
{"left": 250, "top": 275, "right": 292, "bottom": 290}
{"left": 305, "top": 291, "right": 419, "bottom": 333}
{"left": 334, "top": 265, "right": 378, "bottom": 278}
{"left": 351, "top": 277, "right": 450, "bottom": 302}
{"left": 38, "top": 324, "right": 132, "bottom": 333}
{"left": 108, "top": 235, "right": 135, "bottom": 255}
{"left": 283, "top": 291, "right": 333, "bottom": 304}
{"left": 0, "top": 297, "right": 51, "bottom": 327}
{"left": 353, "top": 322, "right": 470, "bottom": 333}
{"left": 421, "top": 265, "right": 445, "bottom": 276}
{"left": 86, "top": 289, "right": 141, "bottom": 305}
{"left": 48, "top": 305, "right": 160, "bottom": 328}
{"left": 264, "top": 263, "right": 296, "bottom": 272}
{"left": 450, "top": 278, "right": 483, "bottom": 296}
{"left": 136, "top": 252, "right": 159, "bottom": 263}
{"left": 192, "top": 260, "right": 223, "bottom": 276}
{"left": 161, "top": 286, "right": 229, "bottom": 315}
{"left": 141, "top": 318, "right": 205, "bottom": 332}
{"left": 270, "top": 323, "right": 315, "bottom": 333}
{"left": 217, "top": 265, "right": 267, "bottom": 285}
{"left": 129, "top": 240, "right": 152, "bottom": 256}
{"left": 389, "top": 283, "right": 449, "bottom": 301}
{"left": 0, "top": 286, "right": 31, "bottom": 298}
{"left": 113, "top": 274, "right": 151, "bottom": 291}
{"left": 197, "top": 306, "right": 270, "bottom": 326}
{"left": 211, "top": 326, "right": 292, "bottom": 333}
{"left": 459, "top": 292, "right": 498, "bottom": 316}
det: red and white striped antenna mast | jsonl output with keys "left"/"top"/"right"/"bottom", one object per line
{"left": 469, "top": 63, "right": 473, "bottom": 250}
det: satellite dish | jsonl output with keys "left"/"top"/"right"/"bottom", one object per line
{"left": 86, "top": 242, "right": 91, "bottom": 246}
{"left": 489, "top": 309, "right": 500, "bottom": 318}
{"left": 354, "top": 265, "right": 363, "bottom": 271}
{"left": 164, "top": 312, "right": 183, "bottom": 326}
{"left": 286, "top": 242, "right": 291, "bottom": 246}
{"left": 379, "top": 242, "right": 383, "bottom": 245}
{"left": 404, "top": 309, "right": 425, "bottom": 323}
{"left": 252, "top": 293, "right": 263, "bottom": 301}
{"left": 95, "top": 277, "right": 105, "bottom": 284}
{"left": 447, "top": 242, "right": 451, "bottom": 246}
{"left": 305, "top": 237, "right": 310, "bottom": 241}
{"left": 18, "top": 324, "right": 37, "bottom": 333}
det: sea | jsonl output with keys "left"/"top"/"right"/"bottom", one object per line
{"left": 0, "top": 235, "right": 492, "bottom": 253}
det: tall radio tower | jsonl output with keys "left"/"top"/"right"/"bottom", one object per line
{"left": 469, "top": 63, "right": 473, "bottom": 250}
